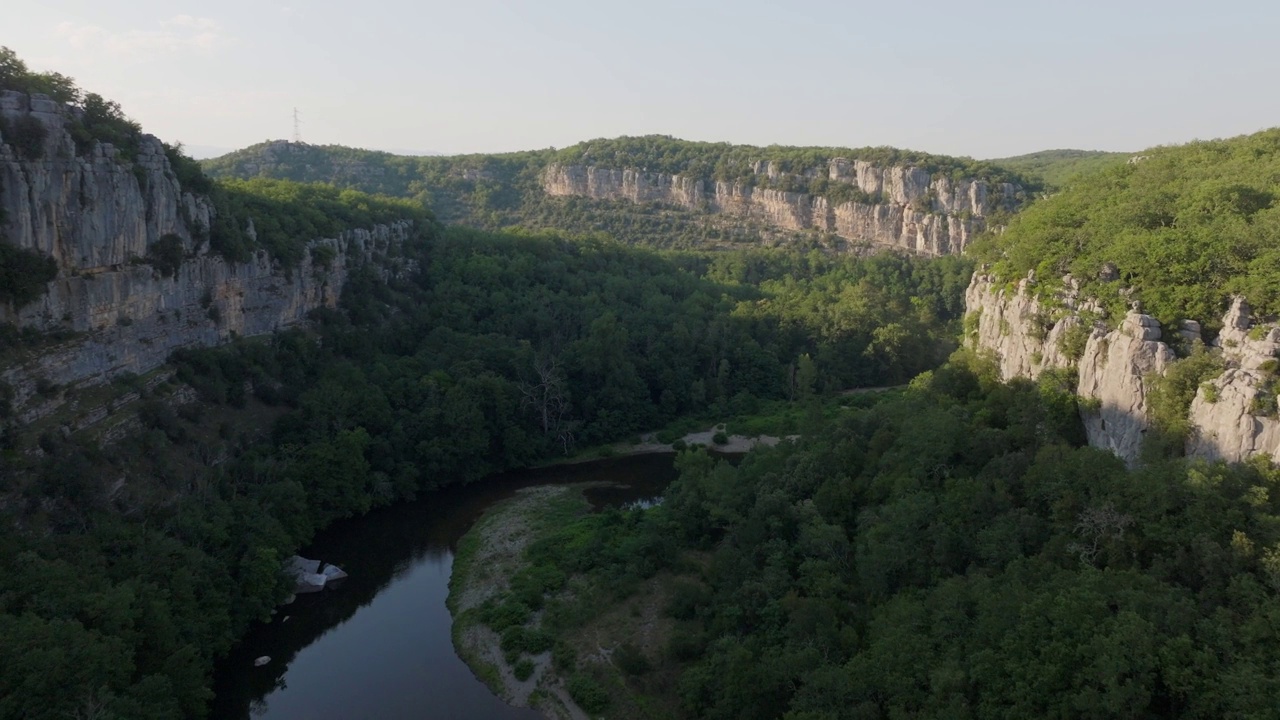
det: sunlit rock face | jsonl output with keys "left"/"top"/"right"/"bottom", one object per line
{"left": 543, "top": 158, "right": 1019, "bottom": 256}
{"left": 966, "top": 274, "right": 1280, "bottom": 466}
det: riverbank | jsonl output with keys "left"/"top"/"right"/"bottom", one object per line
{"left": 447, "top": 486, "right": 592, "bottom": 719}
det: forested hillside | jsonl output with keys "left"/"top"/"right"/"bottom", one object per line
{"left": 483, "top": 358, "right": 1280, "bottom": 718}
{"left": 972, "top": 128, "right": 1280, "bottom": 328}
{"left": 989, "top": 149, "right": 1129, "bottom": 190}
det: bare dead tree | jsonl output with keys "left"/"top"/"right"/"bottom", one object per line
{"left": 1067, "top": 503, "right": 1134, "bottom": 565}
{"left": 520, "top": 356, "right": 575, "bottom": 453}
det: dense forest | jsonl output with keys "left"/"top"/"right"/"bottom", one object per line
{"left": 972, "top": 128, "right": 1280, "bottom": 328}
{"left": 0, "top": 213, "right": 970, "bottom": 717}
{"left": 491, "top": 356, "right": 1280, "bottom": 718}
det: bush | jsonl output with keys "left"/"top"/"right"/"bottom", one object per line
{"left": 712, "top": 431, "right": 728, "bottom": 445}
{"left": 148, "top": 234, "right": 186, "bottom": 277}
{"left": 613, "top": 642, "right": 651, "bottom": 676}
{"left": 0, "top": 242, "right": 57, "bottom": 306}
{"left": 567, "top": 673, "right": 610, "bottom": 715}
{"left": 479, "top": 598, "right": 532, "bottom": 631}
{"left": 552, "top": 640, "right": 577, "bottom": 671}
{"left": 163, "top": 143, "right": 213, "bottom": 194}
{"left": 8, "top": 114, "right": 47, "bottom": 160}
{"left": 513, "top": 658, "right": 535, "bottom": 681}
{"left": 1057, "top": 323, "right": 1091, "bottom": 363}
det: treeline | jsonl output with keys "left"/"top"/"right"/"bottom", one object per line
{"left": 200, "top": 141, "right": 548, "bottom": 227}
{"left": 988, "top": 148, "right": 1129, "bottom": 190}
{"left": 205, "top": 178, "right": 431, "bottom": 266}
{"left": 517, "top": 356, "right": 1280, "bottom": 718}
{"left": 554, "top": 135, "right": 1034, "bottom": 188}
{"left": 972, "top": 127, "right": 1280, "bottom": 328}
{"left": 0, "top": 230, "right": 969, "bottom": 719}
{"left": 200, "top": 135, "right": 1036, "bottom": 248}
{"left": 0, "top": 46, "right": 143, "bottom": 162}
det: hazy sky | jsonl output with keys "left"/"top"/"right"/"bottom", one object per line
{"left": 7, "top": 0, "right": 1278, "bottom": 158}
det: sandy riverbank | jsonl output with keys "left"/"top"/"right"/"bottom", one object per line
{"left": 448, "top": 486, "right": 591, "bottom": 720}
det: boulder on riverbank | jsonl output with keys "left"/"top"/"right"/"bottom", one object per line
{"left": 287, "top": 556, "right": 348, "bottom": 594}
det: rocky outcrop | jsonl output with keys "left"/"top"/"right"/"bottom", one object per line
{"left": 967, "top": 274, "right": 1280, "bottom": 466}
{"left": 1187, "top": 298, "right": 1280, "bottom": 463}
{"left": 0, "top": 91, "right": 417, "bottom": 423}
{"left": 1, "top": 224, "right": 411, "bottom": 424}
{"left": 1075, "top": 313, "right": 1175, "bottom": 461}
{"left": 966, "top": 274, "right": 1175, "bottom": 463}
{"left": 0, "top": 90, "right": 214, "bottom": 270}
{"left": 543, "top": 159, "right": 1019, "bottom": 256}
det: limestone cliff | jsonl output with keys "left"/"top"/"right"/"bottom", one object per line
{"left": 1187, "top": 298, "right": 1280, "bottom": 463}
{"left": 544, "top": 159, "right": 1019, "bottom": 255}
{"left": 966, "top": 274, "right": 1280, "bottom": 465}
{"left": 0, "top": 91, "right": 415, "bottom": 423}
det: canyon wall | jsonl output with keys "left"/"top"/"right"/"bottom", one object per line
{"left": 544, "top": 159, "right": 1019, "bottom": 256}
{"left": 966, "top": 274, "right": 1280, "bottom": 465}
{"left": 0, "top": 91, "right": 415, "bottom": 423}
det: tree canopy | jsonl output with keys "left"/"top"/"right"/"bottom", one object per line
{"left": 972, "top": 127, "right": 1280, "bottom": 328}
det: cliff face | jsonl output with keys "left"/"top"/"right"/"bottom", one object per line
{"left": 967, "top": 274, "right": 1280, "bottom": 465}
{"left": 0, "top": 91, "right": 414, "bottom": 423}
{"left": 1187, "top": 298, "right": 1280, "bottom": 463}
{"left": 544, "top": 159, "right": 1019, "bottom": 255}
{"left": 0, "top": 90, "right": 214, "bottom": 270}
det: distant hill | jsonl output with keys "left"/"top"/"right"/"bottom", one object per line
{"left": 989, "top": 149, "right": 1129, "bottom": 190}
{"left": 204, "top": 136, "right": 1037, "bottom": 253}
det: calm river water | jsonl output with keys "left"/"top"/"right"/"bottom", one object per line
{"left": 210, "top": 453, "right": 679, "bottom": 720}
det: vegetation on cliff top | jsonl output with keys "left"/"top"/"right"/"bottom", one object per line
{"left": 552, "top": 134, "right": 1034, "bottom": 187}
{"left": 972, "top": 127, "right": 1280, "bottom": 327}
{"left": 206, "top": 179, "right": 431, "bottom": 266}
{"left": 0, "top": 46, "right": 143, "bottom": 162}
{"left": 200, "top": 135, "right": 1037, "bottom": 248}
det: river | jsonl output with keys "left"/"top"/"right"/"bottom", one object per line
{"left": 209, "top": 453, "right": 679, "bottom": 720}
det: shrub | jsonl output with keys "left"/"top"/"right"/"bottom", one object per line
{"left": 613, "top": 642, "right": 651, "bottom": 676}
{"left": 1057, "top": 323, "right": 1091, "bottom": 363}
{"left": 1145, "top": 347, "right": 1227, "bottom": 456}
{"left": 712, "top": 431, "right": 728, "bottom": 445}
{"left": 148, "top": 234, "right": 186, "bottom": 277}
{"left": 0, "top": 243, "right": 57, "bottom": 307}
{"left": 8, "top": 114, "right": 47, "bottom": 160}
{"left": 513, "top": 658, "right": 535, "bottom": 682}
{"left": 310, "top": 243, "right": 337, "bottom": 270}
{"left": 552, "top": 641, "right": 577, "bottom": 671}
{"left": 478, "top": 598, "right": 532, "bottom": 631}
{"left": 567, "top": 673, "right": 610, "bottom": 715}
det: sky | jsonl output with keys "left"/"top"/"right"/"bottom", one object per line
{"left": 6, "top": 0, "right": 1279, "bottom": 159}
